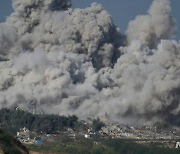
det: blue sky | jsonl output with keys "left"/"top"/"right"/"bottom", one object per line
{"left": 1, "top": 0, "right": 180, "bottom": 39}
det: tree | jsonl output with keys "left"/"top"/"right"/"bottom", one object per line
{"left": 92, "top": 118, "right": 105, "bottom": 132}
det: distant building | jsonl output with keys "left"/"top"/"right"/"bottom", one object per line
{"left": 16, "top": 127, "right": 30, "bottom": 143}
{"left": 175, "top": 142, "right": 180, "bottom": 148}
{"left": 85, "top": 134, "right": 91, "bottom": 138}
{"left": 34, "top": 137, "right": 43, "bottom": 145}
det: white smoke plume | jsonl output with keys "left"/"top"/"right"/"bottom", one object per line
{"left": 0, "top": 24, "right": 18, "bottom": 57}
{"left": 0, "top": 0, "right": 179, "bottom": 125}
{"left": 126, "top": 0, "right": 176, "bottom": 48}
{"left": 7, "top": 0, "right": 123, "bottom": 68}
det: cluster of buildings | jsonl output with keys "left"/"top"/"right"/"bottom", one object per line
{"left": 16, "top": 127, "right": 43, "bottom": 145}
{"left": 79, "top": 115, "right": 180, "bottom": 141}
{"left": 15, "top": 118, "right": 180, "bottom": 149}
{"left": 98, "top": 123, "right": 180, "bottom": 140}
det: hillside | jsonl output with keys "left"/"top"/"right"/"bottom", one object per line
{"left": 0, "top": 128, "right": 29, "bottom": 154}
{"left": 0, "top": 108, "right": 78, "bottom": 134}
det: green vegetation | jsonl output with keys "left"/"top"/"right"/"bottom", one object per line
{"left": 0, "top": 128, "right": 29, "bottom": 154}
{"left": 104, "top": 139, "right": 180, "bottom": 154}
{"left": 92, "top": 118, "right": 105, "bottom": 132}
{"left": 26, "top": 140, "right": 115, "bottom": 154}
{"left": 26, "top": 138, "right": 180, "bottom": 154}
{"left": 0, "top": 108, "right": 78, "bottom": 133}
{"left": 1, "top": 108, "right": 180, "bottom": 154}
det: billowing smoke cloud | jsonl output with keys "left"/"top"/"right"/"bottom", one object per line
{"left": 0, "top": 0, "right": 179, "bottom": 125}
{"left": 7, "top": 0, "right": 123, "bottom": 68}
{"left": 0, "top": 24, "right": 18, "bottom": 57}
{"left": 126, "top": 0, "right": 176, "bottom": 48}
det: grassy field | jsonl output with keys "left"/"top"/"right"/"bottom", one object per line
{"left": 26, "top": 137, "right": 180, "bottom": 154}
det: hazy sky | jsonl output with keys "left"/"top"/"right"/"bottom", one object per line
{"left": 0, "top": 0, "right": 180, "bottom": 39}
